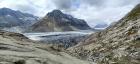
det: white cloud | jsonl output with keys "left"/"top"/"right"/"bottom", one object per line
{"left": 0, "top": 0, "right": 56, "bottom": 16}
{"left": 68, "top": 0, "right": 137, "bottom": 27}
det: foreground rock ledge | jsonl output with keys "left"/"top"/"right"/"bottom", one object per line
{"left": 0, "top": 30, "right": 94, "bottom": 64}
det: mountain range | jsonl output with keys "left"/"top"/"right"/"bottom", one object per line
{"left": 0, "top": 8, "right": 92, "bottom": 32}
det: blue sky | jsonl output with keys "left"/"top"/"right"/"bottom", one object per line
{"left": 0, "top": 0, "right": 140, "bottom": 27}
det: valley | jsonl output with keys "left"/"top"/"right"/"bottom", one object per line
{"left": 24, "top": 30, "right": 96, "bottom": 48}
{"left": 0, "top": 1, "right": 140, "bottom": 64}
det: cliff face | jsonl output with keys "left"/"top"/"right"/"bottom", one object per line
{"left": 0, "top": 30, "right": 93, "bottom": 64}
{"left": 68, "top": 4, "right": 140, "bottom": 64}
{"left": 29, "top": 10, "right": 91, "bottom": 32}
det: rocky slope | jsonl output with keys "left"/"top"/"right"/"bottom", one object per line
{"left": 0, "top": 8, "right": 38, "bottom": 32}
{"left": 68, "top": 4, "right": 140, "bottom": 64}
{"left": 29, "top": 10, "right": 91, "bottom": 32}
{"left": 0, "top": 30, "right": 94, "bottom": 64}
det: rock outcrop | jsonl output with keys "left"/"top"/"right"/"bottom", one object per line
{"left": 68, "top": 4, "right": 140, "bottom": 64}
{"left": 29, "top": 10, "right": 91, "bottom": 32}
{"left": 0, "top": 30, "right": 94, "bottom": 64}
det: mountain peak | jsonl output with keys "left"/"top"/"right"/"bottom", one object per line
{"left": 0, "top": 7, "right": 13, "bottom": 13}
{"left": 30, "top": 9, "right": 91, "bottom": 32}
{"left": 47, "top": 9, "right": 63, "bottom": 17}
{"left": 52, "top": 9, "right": 62, "bottom": 14}
{"left": 1, "top": 7, "right": 11, "bottom": 10}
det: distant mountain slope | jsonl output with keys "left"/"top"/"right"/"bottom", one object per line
{"left": 29, "top": 10, "right": 91, "bottom": 32}
{"left": 0, "top": 8, "right": 38, "bottom": 28}
{"left": 94, "top": 23, "right": 108, "bottom": 28}
{"left": 68, "top": 4, "right": 140, "bottom": 64}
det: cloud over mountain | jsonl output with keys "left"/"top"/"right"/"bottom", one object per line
{"left": 0, "top": 0, "right": 140, "bottom": 27}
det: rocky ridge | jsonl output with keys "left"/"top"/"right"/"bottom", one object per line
{"left": 68, "top": 4, "right": 140, "bottom": 64}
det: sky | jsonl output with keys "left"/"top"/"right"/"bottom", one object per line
{"left": 0, "top": 0, "right": 140, "bottom": 27}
